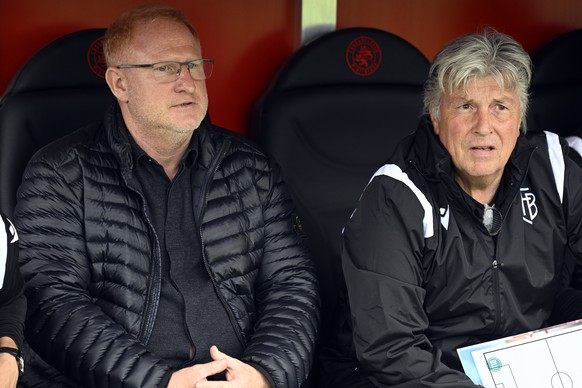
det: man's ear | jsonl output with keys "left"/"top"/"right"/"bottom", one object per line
{"left": 105, "top": 67, "right": 129, "bottom": 102}
{"left": 430, "top": 112, "right": 440, "bottom": 135}
{"left": 517, "top": 120, "right": 522, "bottom": 137}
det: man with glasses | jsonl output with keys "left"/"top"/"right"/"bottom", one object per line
{"left": 14, "top": 4, "right": 319, "bottom": 388}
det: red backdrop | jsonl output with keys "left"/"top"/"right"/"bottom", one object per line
{"left": 2, "top": 0, "right": 582, "bottom": 135}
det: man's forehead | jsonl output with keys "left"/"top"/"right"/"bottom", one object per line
{"left": 446, "top": 78, "right": 517, "bottom": 100}
{"left": 128, "top": 19, "right": 200, "bottom": 60}
{"left": 131, "top": 19, "right": 198, "bottom": 46}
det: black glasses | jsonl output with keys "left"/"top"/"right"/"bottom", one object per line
{"left": 116, "top": 59, "right": 214, "bottom": 83}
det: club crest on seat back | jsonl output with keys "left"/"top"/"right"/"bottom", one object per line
{"left": 87, "top": 37, "right": 106, "bottom": 79}
{"left": 345, "top": 35, "right": 382, "bottom": 77}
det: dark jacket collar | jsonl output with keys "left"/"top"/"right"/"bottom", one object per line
{"left": 402, "top": 114, "right": 537, "bottom": 211}
{"left": 102, "top": 103, "right": 216, "bottom": 176}
{"left": 410, "top": 115, "right": 535, "bottom": 178}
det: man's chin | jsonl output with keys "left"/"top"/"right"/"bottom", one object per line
{"left": 175, "top": 112, "right": 206, "bottom": 130}
{"left": 170, "top": 117, "right": 205, "bottom": 132}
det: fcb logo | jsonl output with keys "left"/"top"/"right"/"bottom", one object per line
{"left": 346, "top": 36, "right": 382, "bottom": 77}
{"left": 87, "top": 37, "right": 106, "bottom": 79}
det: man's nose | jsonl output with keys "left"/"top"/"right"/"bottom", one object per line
{"left": 175, "top": 64, "right": 197, "bottom": 89}
{"left": 474, "top": 109, "right": 492, "bottom": 134}
{"left": 176, "top": 63, "right": 192, "bottom": 79}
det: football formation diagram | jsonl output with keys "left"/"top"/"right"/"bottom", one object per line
{"left": 480, "top": 328, "right": 582, "bottom": 388}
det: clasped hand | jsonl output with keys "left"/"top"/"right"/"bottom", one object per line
{"left": 168, "top": 345, "right": 270, "bottom": 388}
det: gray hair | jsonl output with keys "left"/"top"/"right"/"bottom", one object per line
{"left": 424, "top": 28, "right": 532, "bottom": 132}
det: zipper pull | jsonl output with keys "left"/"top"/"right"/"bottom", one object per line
{"left": 492, "top": 259, "right": 503, "bottom": 269}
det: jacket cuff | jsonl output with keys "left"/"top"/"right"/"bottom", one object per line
{"left": 160, "top": 370, "right": 173, "bottom": 388}
{"left": 247, "top": 362, "right": 275, "bottom": 388}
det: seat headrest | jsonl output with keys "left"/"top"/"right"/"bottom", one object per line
{"left": 251, "top": 27, "right": 430, "bottom": 333}
{"left": 270, "top": 27, "right": 429, "bottom": 91}
{"left": 0, "top": 28, "right": 111, "bottom": 217}
{"left": 3, "top": 28, "right": 107, "bottom": 96}
{"left": 528, "top": 29, "right": 582, "bottom": 135}
{"left": 531, "top": 29, "right": 582, "bottom": 87}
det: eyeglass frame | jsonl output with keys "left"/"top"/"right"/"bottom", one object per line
{"left": 115, "top": 59, "right": 214, "bottom": 82}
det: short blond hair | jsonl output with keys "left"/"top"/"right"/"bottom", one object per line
{"left": 103, "top": 3, "right": 199, "bottom": 66}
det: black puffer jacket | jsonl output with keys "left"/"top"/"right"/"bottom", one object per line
{"left": 14, "top": 105, "right": 320, "bottom": 388}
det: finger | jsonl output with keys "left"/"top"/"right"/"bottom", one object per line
{"left": 195, "top": 380, "right": 230, "bottom": 388}
{"left": 210, "top": 346, "right": 245, "bottom": 380}
{"left": 210, "top": 345, "right": 229, "bottom": 361}
{"left": 201, "top": 357, "right": 229, "bottom": 376}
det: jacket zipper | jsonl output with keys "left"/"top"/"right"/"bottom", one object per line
{"left": 125, "top": 181, "right": 163, "bottom": 343}
{"left": 488, "top": 148, "right": 535, "bottom": 338}
{"left": 491, "top": 254, "right": 503, "bottom": 337}
{"left": 196, "top": 139, "right": 247, "bottom": 348}
{"left": 170, "top": 278, "right": 196, "bottom": 359}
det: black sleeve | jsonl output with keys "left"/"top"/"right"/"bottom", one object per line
{"left": 549, "top": 287, "right": 582, "bottom": 325}
{"left": 239, "top": 159, "right": 320, "bottom": 388}
{"left": 342, "top": 174, "right": 479, "bottom": 387}
{"left": 0, "top": 213, "right": 26, "bottom": 348}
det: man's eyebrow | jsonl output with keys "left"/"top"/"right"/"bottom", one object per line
{"left": 493, "top": 96, "right": 516, "bottom": 104}
{"left": 448, "top": 95, "right": 472, "bottom": 104}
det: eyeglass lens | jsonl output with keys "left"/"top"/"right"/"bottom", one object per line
{"left": 152, "top": 60, "right": 213, "bottom": 81}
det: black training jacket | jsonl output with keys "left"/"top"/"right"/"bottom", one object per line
{"left": 14, "top": 104, "right": 320, "bottom": 388}
{"left": 341, "top": 116, "right": 582, "bottom": 387}
{"left": 0, "top": 212, "right": 25, "bottom": 348}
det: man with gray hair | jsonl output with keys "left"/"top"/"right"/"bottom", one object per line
{"left": 329, "top": 28, "right": 582, "bottom": 387}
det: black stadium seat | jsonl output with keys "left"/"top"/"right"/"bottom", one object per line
{"left": 0, "top": 28, "right": 112, "bottom": 217}
{"left": 251, "top": 27, "right": 430, "bottom": 385}
{"left": 527, "top": 29, "right": 582, "bottom": 292}
{"left": 527, "top": 28, "right": 582, "bottom": 136}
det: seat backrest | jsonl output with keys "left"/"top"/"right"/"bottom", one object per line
{"left": 251, "top": 27, "right": 430, "bottom": 343}
{"left": 527, "top": 29, "right": 582, "bottom": 136}
{"left": 528, "top": 29, "right": 582, "bottom": 292}
{"left": 0, "top": 28, "right": 113, "bottom": 217}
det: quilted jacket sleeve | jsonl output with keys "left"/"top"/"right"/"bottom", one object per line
{"left": 341, "top": 174, "right": 480, "bottom": 388}
{"left": 14, "top": 155, "right": 172, "bottom": 388}
{"left": 239, "top": 157, "right": 320, "bottom": 388}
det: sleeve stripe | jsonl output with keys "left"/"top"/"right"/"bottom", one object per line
{"left": 0, "top": 215, "right": 7, "bottom": 289}
{"left": 371, "top": 164, "right": 434, "bottom": 238}
{"left": 544, "top": 131, "right": 565, "bottom": 204}
{"left": 566, "top": 136, "right": 582, "bottom": 158}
